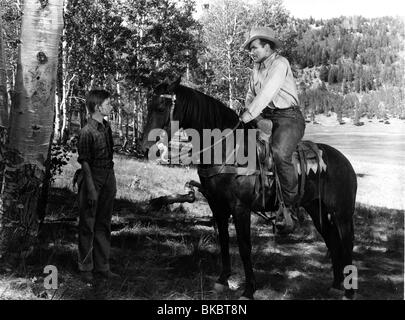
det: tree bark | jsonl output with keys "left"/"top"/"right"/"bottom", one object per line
{"left": 54, "top": 83, "right": 61, "bottom": 142}
{"left": 60, "top": 27, "right": 71, "bottom": 143}
{"left": 125, "top": 115, "right": 129, "bottom": 142}
{"left": 132, "top": 90, "right": 138, "bottom": 144}
{"left": 0, "top": 13, "right": 9, "bottom": 255}
{"left": 0, "top": 0, "right": 64, "bottom": 257}
{"left": 116, "top": 74, "right": 124, "bottom": 140}
{"left": 0, "top": 13, "right": 8, "bottom": 128}
{"left": 55, "top": 18, "right": 67, "bottom": 143}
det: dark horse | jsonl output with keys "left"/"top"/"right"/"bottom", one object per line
{"left": 141, "top": 78, "right": 357, "bottom": 300}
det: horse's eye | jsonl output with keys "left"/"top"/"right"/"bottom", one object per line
{"left": 150, "top": 96, "right": 164, "bottom": 112}
{"left": 155, "top": 101, "right": 168, "bottom": 112}
{"left": 156, "top": 105, "right": 166, "bottom": 113}
{"left": 155, "top": 97, "right": 171, "bottom": 112}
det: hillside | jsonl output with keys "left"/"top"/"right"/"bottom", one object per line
{"left": 291, "top": 16, "right": 404, "bottom": 120}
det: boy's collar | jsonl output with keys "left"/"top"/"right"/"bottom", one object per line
{"left": 88, "top": 116, "right": 109, "bottom": 129}
{"left": 89, "top": 111, "right": 105, "bottom": 124}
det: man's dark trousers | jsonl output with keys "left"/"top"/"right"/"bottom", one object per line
{"left": 78, "top": 167, "right": 116, "bottom": 272}
{"left": 264, "top": 107, "right": 305, "bottom": 206}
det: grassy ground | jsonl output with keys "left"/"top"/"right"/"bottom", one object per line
{"left": 0, "top": 153, "right": 403, "bottom": 300}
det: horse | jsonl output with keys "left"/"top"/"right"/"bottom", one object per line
{"left": 141, "top": 78, "right": 357, "bottom": 300}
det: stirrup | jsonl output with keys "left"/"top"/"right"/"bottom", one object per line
{"left": 275, "top": 205, "right": 296, "bottom": 233}
{"left": 258, "top": 131, "right": 271, "bottom": 143}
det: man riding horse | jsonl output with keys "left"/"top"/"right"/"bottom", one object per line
{"left": 240, "top": 26, "right": 306, "bottom": 234}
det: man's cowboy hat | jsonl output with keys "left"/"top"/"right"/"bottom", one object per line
{"left": 242, "top": 26, "right": 282, "bottom": 51}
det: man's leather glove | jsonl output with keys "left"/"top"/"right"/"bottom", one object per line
{"left": 240, "top": 109, "right": 255, "bottom": 123}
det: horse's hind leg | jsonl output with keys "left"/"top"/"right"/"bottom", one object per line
{"left": 214, "top": 213, "right": 231, "bottom": 290}
{"left": 304, "top": 201, "right": 346, "bottom": 292}
{"left": 333, "top": 213, "right": 356, "bottom": 299}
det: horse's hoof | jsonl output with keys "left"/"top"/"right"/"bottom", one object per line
{"left": 213, "top": 282, "right": 228, "bottom": 293}
{"left": 328, "top": 286, "right": 344, "bottom": 299}
{"left": 330, "top": 282, "right": 344, "bottom": 291}
{"left": 329, "top": 286, "right": 343, "bottom": 294}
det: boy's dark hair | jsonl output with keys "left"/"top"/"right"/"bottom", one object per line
{"left": 259, "top": 39, "right": 276, "bottom": 50}
{"left": 86, "top": 89, "right": 111, "bottom": 113}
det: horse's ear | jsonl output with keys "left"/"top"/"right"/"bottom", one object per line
{"left": 167, "top": 77, "right": 181, "bottom": 93}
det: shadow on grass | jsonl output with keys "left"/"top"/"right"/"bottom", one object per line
{"left": 1, "top": 187, "right": 402, "bottom": 300}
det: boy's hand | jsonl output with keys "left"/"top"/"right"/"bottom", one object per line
{"left": 88, "top": 188, "right": 97, "bottom": 208}
{"left": 81, "top": 161, "right": 97, "bottom": 208}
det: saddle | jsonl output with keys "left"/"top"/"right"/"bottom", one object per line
{"left": 293, "top": 141, "right": 327, "bottom": 176}
{"left": 256, "top": 136, "right": 327, "bottom": 209}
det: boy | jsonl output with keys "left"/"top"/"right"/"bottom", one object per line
{"left": 76, "top": 89, "right": 119, "bottom": 282}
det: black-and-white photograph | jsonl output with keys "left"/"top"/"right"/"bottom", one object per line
{"left": 0, "top": 0, "right": 403, "bottom": 307}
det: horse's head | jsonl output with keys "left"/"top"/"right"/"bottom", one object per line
{"left": 140, "top": 77, "right": 181, "bottom": 156}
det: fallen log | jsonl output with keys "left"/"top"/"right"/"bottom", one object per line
{"left": 149, "top": 180, "right": 204, "bottom": 210}
{"left": 148, "top": 180, "right": 277, "bottom": 232}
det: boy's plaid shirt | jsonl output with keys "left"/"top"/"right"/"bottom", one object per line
{"left": 77, "top": 117, "right": 114, "bottom": 169}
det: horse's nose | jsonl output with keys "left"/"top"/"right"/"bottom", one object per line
{"left": 140, "top": 135, "right": 148, "bottom": 153}
{"left": 140, "top": 140, "right": 153, "bottom": 159}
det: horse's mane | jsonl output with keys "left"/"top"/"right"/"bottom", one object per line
{"left": 175, "top": 85, "right": 240, "bottom": 132}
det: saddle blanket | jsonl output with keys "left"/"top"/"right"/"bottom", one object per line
{"left": 293, "top": 141, "right": 327, "bottom": 175}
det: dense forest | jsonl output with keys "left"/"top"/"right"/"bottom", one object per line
{"left": 292, "top": 16, "right": 404, "bottom": 121}
{"left": 1, "top": 0, "right": 404, "bottom": 146}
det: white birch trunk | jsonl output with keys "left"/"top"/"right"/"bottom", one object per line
{"left": 0, "top": 13, "right": 9, "bottom": 254}
{"left": 0, "top": 13, "right": 8, "bottom": 128}
{"left": 1, "top": 0, "right": 63, "bottom": 256}
{"left": 133, "top": 93, "right": 137, "bottom": 144}
{"left": 116, "top": 74, "right": 123, "bottom": 140}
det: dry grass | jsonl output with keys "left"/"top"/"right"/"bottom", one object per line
{"left": 53, "top": 154, "right": 208, "bottom": 216}
{"left": 1, "top": 126, "right": 404, "bottom": 300}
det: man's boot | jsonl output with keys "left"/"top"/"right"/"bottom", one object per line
{"left": 275, "top": 205, "right": 297, "bottom": 235}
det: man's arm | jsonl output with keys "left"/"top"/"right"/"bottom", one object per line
{"left": 241, "top": 59, "right": 288, "bottom": 122}
{"left": 245, "top": 72, "right": 256, "bottom": 108}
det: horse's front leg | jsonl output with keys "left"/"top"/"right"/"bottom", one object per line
{"left": 233, "top": 202, "right": 256, "bottom": 299}
{"left": 206, "top": 195, "right": 231, "bottom": 292}
{"left": 214, "top": 213, "right": 231, "bottom": 291}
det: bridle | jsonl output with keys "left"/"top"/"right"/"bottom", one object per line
{"left": 159, "top": 94, "right": 176, "bottom": 126}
